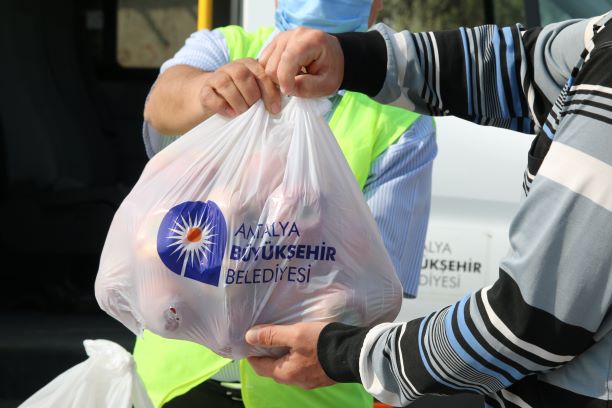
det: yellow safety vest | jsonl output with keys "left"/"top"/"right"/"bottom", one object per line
{"left": 134, "top": 25, "right": 421, "bottom": 408}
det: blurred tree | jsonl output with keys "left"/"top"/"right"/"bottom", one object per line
{"left": 492, "top": 0, "right": 525, "bottom": 27}
{"left": 378, "top": 0, "right": 525, "bottom": 32}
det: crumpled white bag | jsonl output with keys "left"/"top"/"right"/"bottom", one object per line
{"left": 19, "top": 340, "right": 153, "bottom": 408}
{"left": 95, "top": 97, "right": 402, "bottom": 359}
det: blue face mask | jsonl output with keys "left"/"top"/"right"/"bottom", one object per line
{"left": 275, "top": 0, "right": 372, "bottom": 33}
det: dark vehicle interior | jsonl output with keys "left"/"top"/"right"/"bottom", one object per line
{"left": 1, "top": 0, "right": 609, "bottom": 407}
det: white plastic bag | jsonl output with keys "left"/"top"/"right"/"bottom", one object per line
{"left": 95, "top": 97, "right": 402, "bottom": 359}
{"left": 19, "top": 340, "right": 153, "bottom": 408}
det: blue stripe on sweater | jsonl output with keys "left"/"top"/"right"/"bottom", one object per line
{"left": 456, "top": 294, "right": 523, "bottom": 381}
{"left": 493, "top": 29, "right": 510, "bottom": 118}
{"left": 502, "top": 27, "right": 524, "bottom": 118}
{"left": 459, "top": 28, "right": 474, "bottom": 116}
{"left": 444, "top": 298, "right": 513, "bottom": 389}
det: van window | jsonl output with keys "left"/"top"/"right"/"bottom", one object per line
{"left": 117, "top": 0, "right": 197, "bottom": 68}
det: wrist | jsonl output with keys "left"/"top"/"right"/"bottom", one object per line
{"left": 331, "top": 30, "right": 387, "bottom": 96}
{"left": 317, "top": 322, "right": 370, "bottom": 383}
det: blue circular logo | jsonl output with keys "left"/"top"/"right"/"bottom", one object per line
{"left": 157, "top": 201, "right": 227, "bottom": 286}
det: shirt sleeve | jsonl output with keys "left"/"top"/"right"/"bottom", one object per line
{"left": 363, "top": 116, "right": 437, "bottom": 298}
{"left": 318, "top": 17, "right": 612, "bottom": 407}
{"left": 335, "top": 19, "right": 588, "bottom": 134}
{"left": 143, "top": 29, "right": 231, "bottom": 158}
{"left": 160, "top": 29, "right": 230, "bottom": 73}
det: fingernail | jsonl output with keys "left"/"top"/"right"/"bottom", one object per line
{"left": 271, "top": 102, "right": 280, "bottom": 113}
{"left": 224, "top": 107, "right": 235, "bottom": 116}
{"left": 245, "top": 329, "right": 258, "bottom": 344}
{"left": 280, "top": 86, "right": 287, "bottom": 95}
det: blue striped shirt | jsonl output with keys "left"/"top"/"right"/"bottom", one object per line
{"left": 142, "top": 28, "right": 437, "bottom": 297}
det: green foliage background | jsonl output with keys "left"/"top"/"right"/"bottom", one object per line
{"left": 377, "top": 0, "right": 525, "bottom": 32}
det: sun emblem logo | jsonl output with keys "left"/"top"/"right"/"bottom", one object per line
{"left": 157, "top": 201, "right": 227, "bottom": 286}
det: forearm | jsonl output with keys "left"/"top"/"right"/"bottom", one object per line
{"left": 319, "top": 271, "right": 602, "bottom": 406}
{"left": 336, "top": 20, "right": 588, "bottom": 133}
{"left": 337, "top": 24, "right": 532, "bottom": 129}
{"left": 320, "top": 179, "right": 610, "bottom": 405}
{"left": 319, "top": 109, "right": 612, "bottom": 408}
{"left": 144, "top": 65, "right": 213, "bottom": 135}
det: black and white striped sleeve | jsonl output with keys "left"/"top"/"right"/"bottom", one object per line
{"left": 336, "top": 20, "right": 588, "bottom": 134}
{"left": 319, "top": 16, "right": 612, "bottom": 408}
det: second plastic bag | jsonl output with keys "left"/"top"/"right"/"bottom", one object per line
{"left": 19, "top": 340, "right": 153, "bottom": 408}
{"left": 95, "top": 97, "right": 402, "bottom": 359}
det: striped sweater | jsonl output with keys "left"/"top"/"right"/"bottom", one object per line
{"left": 318, "top": 12, "right": 612, "bottom": 407}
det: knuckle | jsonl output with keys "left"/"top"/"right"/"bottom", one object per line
{"left": 292, "top": 331, "right": 305, "bottom": 345}
{"left": 261, "top": 329, "right": 276, "bottom": 346}
{"left": 200, "top": 86, "right": 212, "bottom": 99}
{"left": 256, "top": 328, "right": 269, "bottom": 345}
{"left": 201, "top": 91, "right": 217, "bottom": 107}
{"left": 255, "top": 70, "right": 268, "bottom": 81}
{"left": 204, "top": 96, "right": 225, "bottom": 111}
{"left": 265, "top": 64, "right": 276, "bottom": 78}
{"left": 207, "top": 101, "right": 224, "bottom": 112}
{"left": 275, "top": 370, "right": 292, "bottom": 385}
{"left": 248, "top": 63, "right": 267, "bottom": 79}
{"left": 215, "top": 72, "right": 232, "bottom": 88}
{"left": 249, "top": 87, "right": 262, "bottom": 104}
{"left": 212, "top": 100, "right": 226, "bottom": 111}
{"left": 242, "top": 57, "right": 257, "bottom": 65}
{"left": 286, "top": 367, "right": 299, "bottom": 381}
{"left": 291, "top": 39, "right": 310, "bottom": 56}
{"left": 281, "top": 49, "right": 294, "bottom": 61}
{"left": 313, "top": 33, "right": 326, "bottom": 46}
{"left": 234, "top": 66, "right": 252, "bottom": 82}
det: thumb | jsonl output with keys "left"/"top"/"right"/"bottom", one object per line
{"left": 245, "top": 325, "right": 294, "bottom": 348}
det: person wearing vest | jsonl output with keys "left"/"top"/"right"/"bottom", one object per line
{"left": 140, "top": 1, "right": 436, "bottom": 407}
